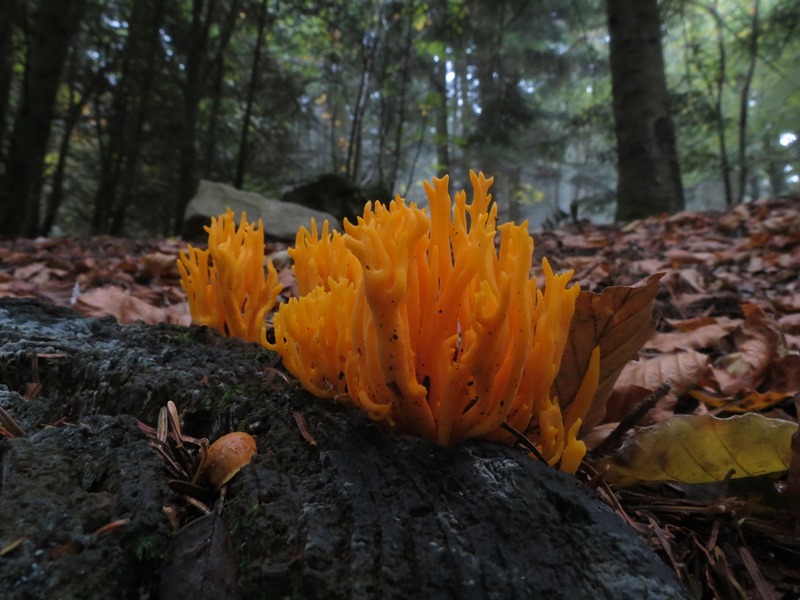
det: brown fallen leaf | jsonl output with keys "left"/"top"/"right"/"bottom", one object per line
{"left": 712, "top": 303, "right": 782, "bottom": 396}
{"left": 553, "top": 272, "right": 664, "bottom": 433}
{"left": 643, "top": 322, "right": 734, "bottom": 352}
{"left": 75, "top": 285, "right": 189, "bottom": 325}
{"left": 159, "top": 512, "right": 237, "bottom": 600}
{"left": 666, "top": 315, "right": 742, "bottom": 332}
{"left": 615, "top": 350, "right": 710, "bottom": 398}
{"left": 602, "top": 384, "right": 656, "bottom": 424}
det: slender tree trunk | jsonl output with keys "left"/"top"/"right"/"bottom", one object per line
{"left": 91, "top": 0, "right": 162, "bottom": 235}
{"left": 202, "top": 0, "right": 240, "bottom": 177}
{"left": 110, "top": 0, "right": 165, "bottom": 236}
{"left": 346, "top": 38, "right": 374, "bottom": 181}
{"left": 174, "top": 0, "right": 217, "bottom": 236}
{"left": 737, "top": 0, "right": 760, "bottom": 204}
{"left": 682, "top": 2, "right": 732, "bottom": 206}
{"left": 0, "top": 0, "right": 85, "bottom": 237}
{"left": 607, "top": 0, "right": 684, "bottom": 221}
{"left": 0, "top": 0, "right": 17, "bottom": 160}
{"left": 387, "top": 3, "right": 415, "bottom": 194}
{"left": 43, "top": 48, "right": 103, "bottom": 235}
{"left": 710, "top": 5, "right": 733, "bottom": 207}
{"left": 234, "top": 0, "right": 269, "bottom": 190}
{"left": 470, "top": 1, "right": 504, "bottom": 183}
{"left": 431, "top": 58, "right": 449, "bottom": 180}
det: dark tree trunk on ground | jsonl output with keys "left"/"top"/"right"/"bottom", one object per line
{"left": 607, "top": 0, "right": 684, "bottom": 221}
{"left": 0, "top": 0, "right": 84, "bottom": 237}
{"left": 0, "top": 297, "right": 687, "bottom": 599}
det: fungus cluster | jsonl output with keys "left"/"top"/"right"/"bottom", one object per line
{"left": 178, "top": 208, "right": 282, "bottom": 344}
{"left": 267, "top": 172, "right": 599, "bottom": 473}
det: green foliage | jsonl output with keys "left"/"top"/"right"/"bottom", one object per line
{"left": 664, "top": 0, "right": 800, "bottom": 202}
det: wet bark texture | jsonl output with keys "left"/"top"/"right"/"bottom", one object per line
{"left": 0, "top": 298, "right": 686, "bottom": 599}
{"left": 607, "top": 0, "right": 685, "bottom": 221}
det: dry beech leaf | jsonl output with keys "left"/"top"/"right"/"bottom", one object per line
{"left": 615, "top": 350, "right": 710, "bottom": 398}
{"left": 596, "top": 413, "right": 797, "bottom": 488}
{"left": 712, "top": 303, "right": 782, "bottom": 396}
{"left": 666, "top": 315, "right": 741, "bottom": 332}
{"left": 554, "top": 273, "right": 664, "bottom": 433}
{"left": 75, "top": 285, "right": 191, "bottom": 326}
{"left": 603, "top": 384, "right": 655, "bottom": 424}
{"left": 159, "top": 512, "right": 237, "bottom": 600}
{"left": 643, "top": 322, "right": 735, "bottom": 352}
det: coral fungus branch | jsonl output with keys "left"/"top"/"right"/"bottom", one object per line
{"left": 269, "top": 172, "right": 599, "bottom": 473}
{"left": 178, "top": 208, "right": 282, "bottom": 344}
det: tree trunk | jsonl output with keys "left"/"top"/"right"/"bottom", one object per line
{"left": 431, "top": 57, "right": 450, "bottom": 180}
{"left": 387, "top": 2, "right": 415, "bottom": 194}
{"left": 711, "top": 5, "right": 734, "bottom": 207}
{"left": 201, "top": 0, "right": 240, "bottom": 178}
{"left": 109, "top": 0, "right": 165, "bottom": 236}
{"left": 736, "top": 0, "right": 760, "bottom": 204}
{"left": 42, "top": 48, "right": 101, "bottom": 236}
{"left": 233, "top": 0, "right": 269, "bottom": 190}
{"left": 90, "top": 0, "right": 162, "bottom": 235}
{"left": 607, "top": 0, "right": 684, "bottom": 221}
{"left": 0, "top": 0, "right": 17, "bottom": 160}
{"left": 345, "top": 36, "right": 375, "bottom": 182}
{"left": 173, "top": 0, "right": 217, "bottom": 236}
{"left": 0, "top": 0, "right": 84, "bottom": 237}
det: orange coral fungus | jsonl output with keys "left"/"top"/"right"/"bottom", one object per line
{"left": 289, "top": 219, "right": 362, "bottom": 295}
{"left": 271, "top": 172, "right": 599, "bottom": 473}
{"left": 178, "top": 208, "right": 282, "bottom": 343}
{"left": 268, "top": 278, "right": 357, "bottom": 397}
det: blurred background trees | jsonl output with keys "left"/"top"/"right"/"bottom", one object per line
{"left": 0, "top": 0, "right": 797, "bottom": 237}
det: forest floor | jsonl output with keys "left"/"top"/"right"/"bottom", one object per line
{"left": 1, "top": 196, "right": 800, "bottom": 598}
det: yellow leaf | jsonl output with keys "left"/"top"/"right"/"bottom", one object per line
{"left": 596, "top": 414, "right": 797, "bottom": 487}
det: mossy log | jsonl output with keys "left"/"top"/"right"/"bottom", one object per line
{"left": 0, "top": 298, "right": 686, "bottom": 599}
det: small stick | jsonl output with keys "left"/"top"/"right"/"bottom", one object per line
{"left": 293, "top": 411, "right": 317, "bottom": 446}
{"left": 592, "top": 381, "right": 672, "bottom": 457}
{"left": 500, "top": 421, "right": 548, "bottom": 464}
{"left": 0, "top": 406, "right": 26, "bottom": 438}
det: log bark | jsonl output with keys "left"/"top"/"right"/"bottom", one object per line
{"left": 0, "top": 298, "right": 686, "bottom": 599}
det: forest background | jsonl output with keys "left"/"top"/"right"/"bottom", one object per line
{"left": 0, "top": 0, "right": 797, "bottom": 239}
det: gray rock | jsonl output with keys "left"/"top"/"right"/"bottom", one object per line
{"left": 183, "top": 180, "right": 338, "bottom": 242}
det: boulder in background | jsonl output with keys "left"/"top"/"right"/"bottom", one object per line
{"left": 280, "top": 173, "right": 391, "bottom": 224}
{"left": 182, "top": 180, "right": 336, "bottom": 242}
